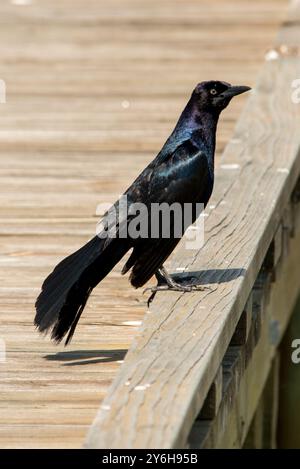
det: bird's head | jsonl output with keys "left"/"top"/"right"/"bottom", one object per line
{"left": 192, "top": 80, "right": 251, "bottom": 113}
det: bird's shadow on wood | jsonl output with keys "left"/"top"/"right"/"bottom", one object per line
{"left": 148, "top": 268, "right": 246, "bottom": 305}
{"left": 44, "top": 269, "right": 245, "bottom": 364}
{"left": 169, "top": 267, "right": 246, "bottom": 285}
{"left": 44, "top": 349, "right": 127, "bottom": 366}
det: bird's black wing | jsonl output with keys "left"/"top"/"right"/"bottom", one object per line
{"left": 121, "top": 137, "right": 213, "bottom": 287}
{"left": 99, "top": 138, "right": 198, "bottom": 235}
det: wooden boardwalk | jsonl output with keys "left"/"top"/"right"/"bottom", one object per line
{"left": 0, "top": 0, "right": 287, "bottom": 448}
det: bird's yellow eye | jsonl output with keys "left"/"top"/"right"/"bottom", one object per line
{"left": 210, "top": 88, "right": 217, "bottom": 95}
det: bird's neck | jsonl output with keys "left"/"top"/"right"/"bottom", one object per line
{"left": 170, "top": 98, "right": 219, "bottom": 173}
{"left": 181, "top": 98, "right": 218, "bottom": 140}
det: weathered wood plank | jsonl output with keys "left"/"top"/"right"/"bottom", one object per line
{"left": 0, "top": 0, "right": 287, "bottom": 449}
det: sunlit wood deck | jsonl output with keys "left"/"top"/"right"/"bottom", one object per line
{"left": 0, "top": 0, "right": 287, "bottom": 448}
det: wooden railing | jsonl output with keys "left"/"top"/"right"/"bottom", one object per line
{"left": 85, "top": 1, "right": 300, "bottom": 448}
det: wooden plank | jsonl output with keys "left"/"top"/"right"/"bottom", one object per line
{"left": 0, "top": 0, "right": 287, "bottom": 449}
{"left": 86, "top": 1, "right": 300, "bottom": 448}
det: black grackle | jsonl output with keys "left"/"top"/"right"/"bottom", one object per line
{"left": 34, "top": 81, "right": 250, "bottom": 344}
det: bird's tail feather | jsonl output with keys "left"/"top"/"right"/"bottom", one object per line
{"left": 34, "top": 235, "right": 130, "bottom": 344}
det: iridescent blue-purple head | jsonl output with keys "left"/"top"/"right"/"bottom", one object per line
{"left": 192, "top": 80, "right": 251, "bottom": 114}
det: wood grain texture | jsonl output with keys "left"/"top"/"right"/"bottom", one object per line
{"left": 86, "top": 1, "right": 300, "bottom": 449}
{"left": 0, "top": 0, "right": 287, "bottom": 449}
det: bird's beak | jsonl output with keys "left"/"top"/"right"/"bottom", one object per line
{"left": 222, "top": 85, "right": 251, "bottom": 98}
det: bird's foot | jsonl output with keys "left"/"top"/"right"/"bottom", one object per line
{"left": 144, "top": 281, "right": 211, "bottom": 306}
{"left": 144, "top": 283, "right": 210, "bottom": 294}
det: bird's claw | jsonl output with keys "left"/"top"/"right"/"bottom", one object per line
{"left": 144, "top": 283, "right": 211, "bottom": 306}
{"left": 143, "top": 284, "right": 210, "bottom": 294}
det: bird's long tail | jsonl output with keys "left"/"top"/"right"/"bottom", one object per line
{"left": 34, "top": 235, "right": 130, "bottom": 344}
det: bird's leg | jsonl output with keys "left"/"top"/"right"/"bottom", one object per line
{"left": 157, "top": 266, "right": 186, "bottom": 289}
{"left": 144, "top": 266, "right": 210, "bottom": 305}
{"left": 157, "top": 266, "right": 209, "bottom": 291}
